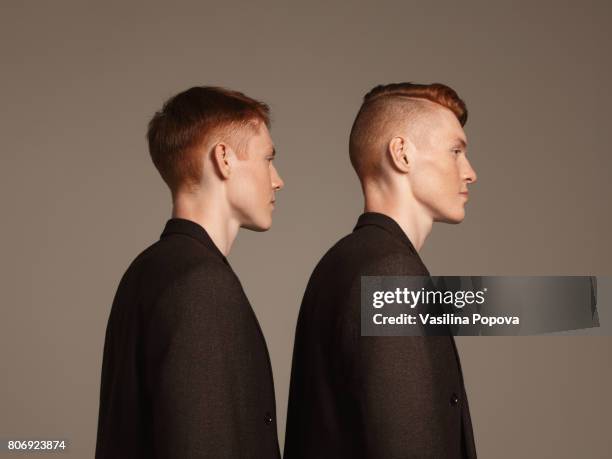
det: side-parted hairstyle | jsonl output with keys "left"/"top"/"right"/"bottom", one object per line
{"left": 349, "top": 82, "right": 467, "bottom": 178}
{"left": 147, "top": 86, "right": 271, "bottom": 195}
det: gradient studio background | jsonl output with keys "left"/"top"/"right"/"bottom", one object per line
{"left": 2, "top": 2, "right": 611, "bottom": 458}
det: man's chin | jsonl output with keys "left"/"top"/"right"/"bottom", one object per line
{"left": 241, "top": 219, "right": 273, "bottom": 232}
{"left": 435, "top": 210, "right": 466, "bottom": 224}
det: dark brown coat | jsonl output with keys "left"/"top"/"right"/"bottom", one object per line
{"left": 284, "top": 212, "right": 477, "bottom": 459}
{"left": 96, "top": 218, "right": 280, "bottom": 459}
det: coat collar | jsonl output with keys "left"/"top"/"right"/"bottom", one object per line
{"left": 160, "top": 218, "right": 229, "bottom": 265}
{"left": 353, "top": 212, "right": 419, "bottom": 255}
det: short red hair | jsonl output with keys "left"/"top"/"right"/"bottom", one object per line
{"left": 349, "top": 82, "right": 467, "bottom": 178}
{"left": 147, "top": 86, "right": 270, "bottom": 195}
{"left": 361, "top": 82, "right": 467, "bottom": 125}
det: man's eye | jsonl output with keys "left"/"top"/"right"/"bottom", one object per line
{"left": 453, "top": 149, "right": 462, "bottom": 155}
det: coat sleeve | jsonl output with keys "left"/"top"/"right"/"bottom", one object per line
{"left": 340, "top": 254, "right": 449, "bottom": 458}
{"left": 143, "top": 265, "right": 248, "bottom": 459}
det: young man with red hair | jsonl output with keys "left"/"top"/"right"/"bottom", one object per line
{"left": 285, "top": 83, "right": 478, "bottom": 458}
{"left": 96, "top": 86, "right": 284, "bottom": 458}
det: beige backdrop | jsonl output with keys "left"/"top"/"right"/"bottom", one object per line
{"left": 1, "top": 1, "right": 611, "bottom": 458}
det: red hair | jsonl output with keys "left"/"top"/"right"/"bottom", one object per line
{"left": 147, "top": 86, "right": 270, "bottom": 195}
{"left": 361, "top": 82, "right": 467, "bottom": 125}
{"left": 349, "top": 82, "right": 468, "bottom": 178}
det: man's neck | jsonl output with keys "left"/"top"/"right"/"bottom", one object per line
{"left": 363, "top": 187, "right": 433, "bottom": 252}
{"left": 171, "top": 192, "right": 240, "bottom": 256}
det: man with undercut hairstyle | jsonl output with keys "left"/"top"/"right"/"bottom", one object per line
{"left": 284, "top": 83, "right": 478, "bottom": 458}
{"left": 96, "top": 86, "right": 284, "bottom": 459}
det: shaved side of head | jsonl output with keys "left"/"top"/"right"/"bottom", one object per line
{"left": 349, "top": 83, "right": 467, "bottom": 180}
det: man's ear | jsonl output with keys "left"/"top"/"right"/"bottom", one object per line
{"left": 212, "top": 143, "right": 232, "bottom": 179}
{"left": 387, "top": 136, "right": 413, "bottom": 173}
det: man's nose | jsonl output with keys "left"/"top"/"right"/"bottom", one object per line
{"left": 272, "top": 165, "right": 284, "bottom": 190}
{"left": 464, "top": 158, "right": 477, "bottom": 184}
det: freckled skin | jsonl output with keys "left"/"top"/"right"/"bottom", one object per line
{"left": 227, "top": 124, "right": 284, "bottom": 231}
{"left": 406, "top": 107, "right": 477, "bottom": 224}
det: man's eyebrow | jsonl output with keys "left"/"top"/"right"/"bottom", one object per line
{"left": 270, "top": 147, "right": 276, "bottom": 157}
{"left": 456, "top": 138, "right": 467, "bottom": 149}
